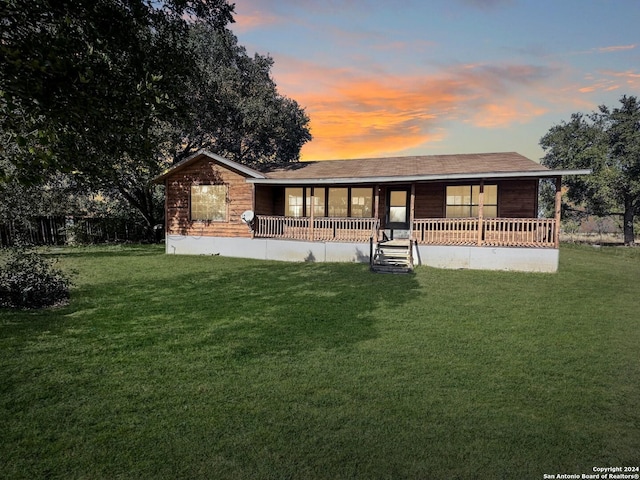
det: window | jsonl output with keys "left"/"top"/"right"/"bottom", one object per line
{"left": 446, "top": 185, "right": 497, "bottom": 218}
{"left": 351, "top": 188, "right": 373, "bottom": 218}
{"left": 328, "top": 188, "right": 348, "bottom": 217}
{"left": 285, "top": 187, "right": 304, "bottom": 217}
{"left": 191, "top": 185, "right": 227, "bottom": 221}
{"left": 306, "top": 188, "right": 326, "bottom": 217}
{"left": 389, "top": 190, "right": 408, "bottom": 224}
{"left": 284, "top": 186, "right": 373, "bottom": 218}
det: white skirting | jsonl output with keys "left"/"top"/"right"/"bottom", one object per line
{"left": 165, "top": 235, "right": 559, "bottom": 272}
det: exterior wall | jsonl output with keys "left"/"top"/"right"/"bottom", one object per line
{"left": 411, "top": 179, "right": 538, "bottom": 219}
{"left": 255, "top": 185, "right": 281, "bottom": 215}
{"left": 414, "top": 183, "right": 445, "bottom": 217}
{"left": 497, "top": 179, "right": 538, "bottom": 217}
{"left": 166, "top": 234, "right": 558, "bottom": 272}
{"left": 165, "top": 158, "right": 254, "bottom": 238}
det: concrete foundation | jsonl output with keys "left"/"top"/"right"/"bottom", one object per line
{"left": 414, "top": 244, "right": 558, "bottom": 272}
{"left": 165, "top": 235, "right": 559, "bottom": 272}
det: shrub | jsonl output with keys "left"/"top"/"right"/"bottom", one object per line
{"left": 0, "top": 250, "right": 73, "bottom": 309}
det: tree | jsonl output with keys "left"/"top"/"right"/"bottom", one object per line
{"left": 1, "top": 1, "right": 312, "bottom": 240}
{"left": 0, "top": 0, "right": 234, "bottom": 182}
{"left": 540, "top": 95, "right": 640, "bottom": 245}
{"left": 171, "top": 24, "right": 312, "bottom": 167}
{"left": 83, "top": 23, "right": 312, "bottom": 237}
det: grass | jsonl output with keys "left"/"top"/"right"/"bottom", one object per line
{"left": 1, "top": 243, "right": 639, "bottom": 479}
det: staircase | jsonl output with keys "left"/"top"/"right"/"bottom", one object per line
{"left": 371, "top": 239, "right": 413, "bottom": 273}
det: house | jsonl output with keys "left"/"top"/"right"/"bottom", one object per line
{"left": 154, "top": 150, "right": 589, "bottom": 272}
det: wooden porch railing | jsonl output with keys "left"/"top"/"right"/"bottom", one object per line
{"left": 255, "top": 215, "right": 378, "bottom": 242}
{"left": 411, "top": 218, "right": 479, "bottom": 246}
{"left": 412, "top": 217, "right": 557, "bottom": 248}
{"left": 254, "top": 215, "right": 557, "bottom": 248}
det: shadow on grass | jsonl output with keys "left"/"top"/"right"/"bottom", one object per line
{"left": 131, "top": 261, "right": 419, "bottom": 358}
{"left": 2, "top": 254, "right": 421, "bottom": 360}
{"left": 172, "top": 261, "right": 420, "bottom": 358}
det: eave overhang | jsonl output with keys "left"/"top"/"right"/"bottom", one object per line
{"left": 246, "top": 169, "right": 592, "bottom": 186}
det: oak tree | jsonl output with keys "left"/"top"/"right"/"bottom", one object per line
{"left": 540, "top": 95, "right": 640, "bottom": 245}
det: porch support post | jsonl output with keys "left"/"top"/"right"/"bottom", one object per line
{"left": 374, "top": 185, "right": 380, "bottom": 243}
{"left": 250, "top": 183, "right": 256, "bottom": 238}
{"left": 554, "top": 176, "right": 562, "bottom": 248}
{"left": 409, "top": 183, "right": 415, "bottom": 241}
{"left": 477, "top": 181, "right": 484, "bottom": 246}
{"left": 309, "top": 187, "right": 315, "bottom": 241}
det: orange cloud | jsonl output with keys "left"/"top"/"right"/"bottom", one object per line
{"left": 468, "top": 101, "right": 548, "bottom": 128}
{"left": 578, "top": 82, "right": 620, "bottom": 93}
{"left": 232, "top": 1, "right": 285, "bottom": 32}
{"left": 272, "top": 59, "right": 554, "bottom": 160}
{"left": 599, "top": 69, "right": 640, "bottom": 89}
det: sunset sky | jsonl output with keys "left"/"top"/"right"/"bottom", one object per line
{"left": 230, "top": 0, "right": 640, "bottom": 162}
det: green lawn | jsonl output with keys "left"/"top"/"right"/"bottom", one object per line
{"left": 1, "top": 244, "right": 638, "bottom": 479}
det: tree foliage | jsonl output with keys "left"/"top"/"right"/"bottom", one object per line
{"left": 174, "top": 24, "right": 312, "bottom": 167}
{"left": 1, "top": 0, "right": 312, "bottom": 239}
{"left": 540, "top": 95, "right": 640, "bottom": 245}
{"left": 0, "top": 0, "right": 234, "bottom": 182}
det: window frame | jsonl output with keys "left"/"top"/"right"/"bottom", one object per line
{"left": 190, "top": 184, "right": 228, "bottom": 222}
{"left": 445, "top": 184, "right": 498, "bottom": 218}
{"left": 284, "top": 186, "right": 374, "bottom": 218}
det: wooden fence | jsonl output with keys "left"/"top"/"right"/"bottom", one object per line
{"left": 0, "top": 216, "right": 151, "bottom": 247}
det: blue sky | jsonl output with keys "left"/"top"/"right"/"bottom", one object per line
{"left": 230, "top": 0, "right": 640, "bottom": 162}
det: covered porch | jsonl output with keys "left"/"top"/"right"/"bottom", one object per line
{"left": 250, "top": 177, "right": 564, "bottom": 250}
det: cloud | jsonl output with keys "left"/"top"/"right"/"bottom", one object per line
{"left": 600, "top": 69, "right": 640, "bottom": 80}
{"left": 233, "top": 7, "right": 284, "bottom": 32}
{"left": 467, "top": 101, "right": 548, "bottom": 128}
{"left": 597, "top": 44, "right": 636, "bottom": 53}
{"left": 272, "top": 58, "right": 555, "bottom": 160}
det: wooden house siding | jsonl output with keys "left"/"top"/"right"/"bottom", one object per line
{"left": 255, "top": 185, "right": 279, "bottom": 216}
{"left": 414, "top": 183, "right": 446, "bottom": 218}
{"left": 165, "top": 158, "right": 254, "bottom": 238}
{"left": 497, "top": 179, "right": 538, "bottom": 218}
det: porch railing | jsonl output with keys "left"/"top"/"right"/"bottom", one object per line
{"left": 255, "top": 215, "right": 378, "bottom": 242}
{"left": 254, "top": 215, "right": 557, "bottom": 248}
{"left": 412, "top": 217, "right": 557, "bottom": 248}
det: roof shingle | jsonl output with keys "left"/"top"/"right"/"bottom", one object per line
{"left": 261, "top": 152, "right": 547, "bottom": 180}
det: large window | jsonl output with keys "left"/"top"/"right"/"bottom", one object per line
{"left": 286, "top": 187, "right": 304, "bottom": 217}
{"left": 307, "top": 188, "right": 326, "bottom": 217}
{"left": 191, "top": 185, "right": 227, "bottom": 221}
{"left": 328, "top": 188, "right": 349, "bottom": 217}
{"left": 284, "top": 187, "right": 373, "bottom": 218}
{"left": 351, "top": 188, "right": 373, "bottom": 218}
{"left": 446, "top": 185, "right": 497, "bottom": 218}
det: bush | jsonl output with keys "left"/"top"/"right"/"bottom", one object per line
{"left": 0, "top": 250, "right": 73, "bottom": 309}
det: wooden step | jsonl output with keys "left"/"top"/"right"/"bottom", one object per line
{"left": 371, "top": 239, "right": 414, "bottom": 273}
{"left": 370, "top": 264, "right": 412, "bottom": 274}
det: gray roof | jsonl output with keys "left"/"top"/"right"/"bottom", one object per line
{"left": 155, "top": 150, "right": 590, "bottom": 185}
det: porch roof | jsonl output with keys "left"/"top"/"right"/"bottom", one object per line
{"left": 249, "top": 152, "right": 590, "bottom": 185}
